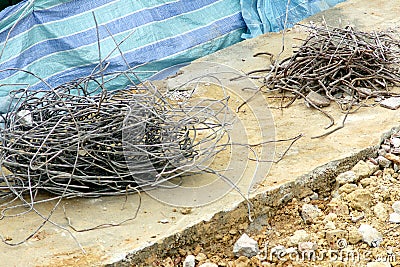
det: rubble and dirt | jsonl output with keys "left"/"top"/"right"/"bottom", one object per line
{"left": 152, "top": 128, "right": 400, "bottom": 267}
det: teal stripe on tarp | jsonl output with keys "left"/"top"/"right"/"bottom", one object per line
{"left": 0, "top": 0, "right": 246, "bottom": 114}
{"left": 2, "top": 12, "right": 245, "bottom": 92}
{"left": 0, "top": 0, "right": 237, "bottom": 71}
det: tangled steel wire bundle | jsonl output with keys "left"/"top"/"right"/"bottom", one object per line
{"left": 251, "top": 25, "right": 400, "bottom": 123}
{"left": 0, "top": 71, "right": 230, "bottom": 202}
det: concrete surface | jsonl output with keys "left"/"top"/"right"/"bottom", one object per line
{"left": 1, "top": 0, "right": 400, "bottom": 266}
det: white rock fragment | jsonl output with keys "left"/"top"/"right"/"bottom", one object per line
{"left": 16, "top": 109, "right": 33, "bottom": 126}
{"left": 195, "top": 253, "right": 207, "bottom": 262}
{"left": 159, "top": 219, "right": 169, "bottom": 224}
{"left": 392, "top": 201, "right": 400, "bottom": 214}
{"left": 305, "top": 91, "right": 330, "bottom": 107}
{"left": 389, "top": 212, "right": 400, "bottom": 223}
{"left": 392, "top": 137, "right": 400, "bottom": 148}
{"left": 380, "top": 97, "right": 400, "bottom": 110}
{"left": 323, "top": 213, "right": 338, "bottom": 222}
{"left": 183, "top": 255, "right": 195, "bottom": 267}
{"left": 352, "top": 160, "right": 379, "bottom": 180}
{"left": 373, "top": 202, "right": 389, "bottom": 222}
{"left": 358, "top": 224, "right": 383, "bottom": 247}
{"left": 298, "top": 241, "right": 317, "bottom": 252}
{"left": 233, "top": 233, "right": 259, "bottom": 257}
{"left": 324, "top": 221, "right": 336, "bottom": 230}
{"left": 289, "top": 230, "right": 310, "bottom": 246}
{"left": 336, "top": 171, "right": 357, "bottom": 185}
{"left": 377, "top": 155, "right": 392, "bottom": 168}
{"left": 310, "top": 192, "right": 319, "bottom": 200}
{"left": 301, "top": 204, "right": 321, "bottom": 223}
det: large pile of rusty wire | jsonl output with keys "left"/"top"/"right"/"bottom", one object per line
{"left": 0, "top": 71, "right": 230, "bottom": 199}
{"left": 260, "top": 25, "right": 400, "bottom": 110}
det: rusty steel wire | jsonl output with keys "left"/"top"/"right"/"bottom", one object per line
{"left": 0, "top": 73, "right": 231, "bottom": 195}
{"left": 264, "top": 25, "right": 400, "bottom": 99}
{"left": 0, "top": 69, "right": 231, "bottom": 242}
{"left": 240, "top": 24, "right": 400, "bottom": 137}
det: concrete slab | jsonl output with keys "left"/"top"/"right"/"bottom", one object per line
{"left": 1, "top": 0, "right": 400, "bottom": 266}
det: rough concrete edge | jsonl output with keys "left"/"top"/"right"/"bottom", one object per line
{"left": 105, "top": 126, "right": 400, "bottom": 266}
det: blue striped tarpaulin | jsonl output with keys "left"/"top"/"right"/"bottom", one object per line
{"left": 0, "top": 0, "right": 247, "bottom": 113}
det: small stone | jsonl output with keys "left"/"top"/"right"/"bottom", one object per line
{"left": 352, "top": 160, "right": 379, "bottom": 180}
{"left": 336, "top": 171, "right": 357, "bottom": 185}
{"left": 183, "top": 255, "right": 195, "bottom": 267}
{"left": 234, "top": 256, "right": 250, "bottom": 267}
{"left": 327, "top": 199, "right": 349, "bottom": 216}
{"left": 298, "top": 241, "right": 317, "bottom": 252}
{"left": 350, "top": 211, "right": 365, "bottom": 223}
{"left": 178, "top": 249, "right": 187, "bottom": 256}
{"left": 380, "top": 97, "right": 400, "bottom": 110}
{"left": 199, "top": 263, "right": 218, "bottom": 267}
{"left": 389, "top": 212, "right": 400, "bottom": 223}
{"left": 377, "top": 155, "right": 392, "bottom": 168}
{"left": 194, "top": 245, "right": 202, "bottom": 255}
{"left": 195, "top": 253, "right": 207, "bottom": 262}
{"left": 381, "top": 144, "right": 391, "bottom": 152}
{"left": 346, "top": 189, "right": 373, "bottom": 211}
{"left": 162, "top": 257, "right": 174, "bottom": 267}
{"left": 373, "top": 202, "right": 389, "bottom": 222}
{"left": 301, "top": 204, "right": 321, "bottom": 223}
{"left": 358, "top": 224, "right": 383, "bottom": 247}
{"left": 180, "top": 208, "right": 192, "bottom": 215}
{"left": 324, "top": 213, "right": 338, "bottom": 222}
{"left": 324, "top": 221, "right": 336, "bottom": 230}
{"left": 348, "top": 227, "right": 363, "bottom": 244}
{"left": 233, "top": 233, "right": 259, "bottom": 258}
{"left": 366, "top": 262, "right": 391, "bottom": 267}
{"left": 393, "top": 201, "right": 400, "bottom": 213}
{"left": 289, "top": 230, "right": 310, "bottom": 246}
{"left": 392, "top": 147, "right": 400, "bottom": 155}
{"left": 391, "top": 137, "right": 400, "bottom": 148}
{"left": 310, "top": 192, "right": 319, "bottom": 200}
{"left": 378, "top": 149, "right": 387, "bottom": 157}
{"left": 394, "top": 164, "right": 399, "bottom": 172}
{"left": 305, "top": 91, "right": 330, "bottom": 107}
{"left": 16, "top": 110, "right": 33, "bottom": 126}
{"left": 229, "top": 229, "right": 238, "bottom": 235}
{"left": 385, "top": 153, "right": 400, "bottom": 164}
{"left": 358, "top": 87, "right": 372, "bottom": 97}
{"left": 325, "top": 229, "right": 347, "bottom": 249}
{"left": 339, "top": 183, "right": 357, "bottom": 194}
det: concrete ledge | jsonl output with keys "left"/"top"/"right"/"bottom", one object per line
{"left": 107, "top": 136, "right": 384, "bottom": 266}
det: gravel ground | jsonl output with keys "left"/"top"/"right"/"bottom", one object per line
{"left": 152, "top": 128, "right": 400, "bottom": 267}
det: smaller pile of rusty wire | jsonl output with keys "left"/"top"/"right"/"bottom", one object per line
{"left": 260, "top": 25, "right": 400, "bottom": 109}
{"left": 0, "top": 71, "right": 230, "bottom": 201}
